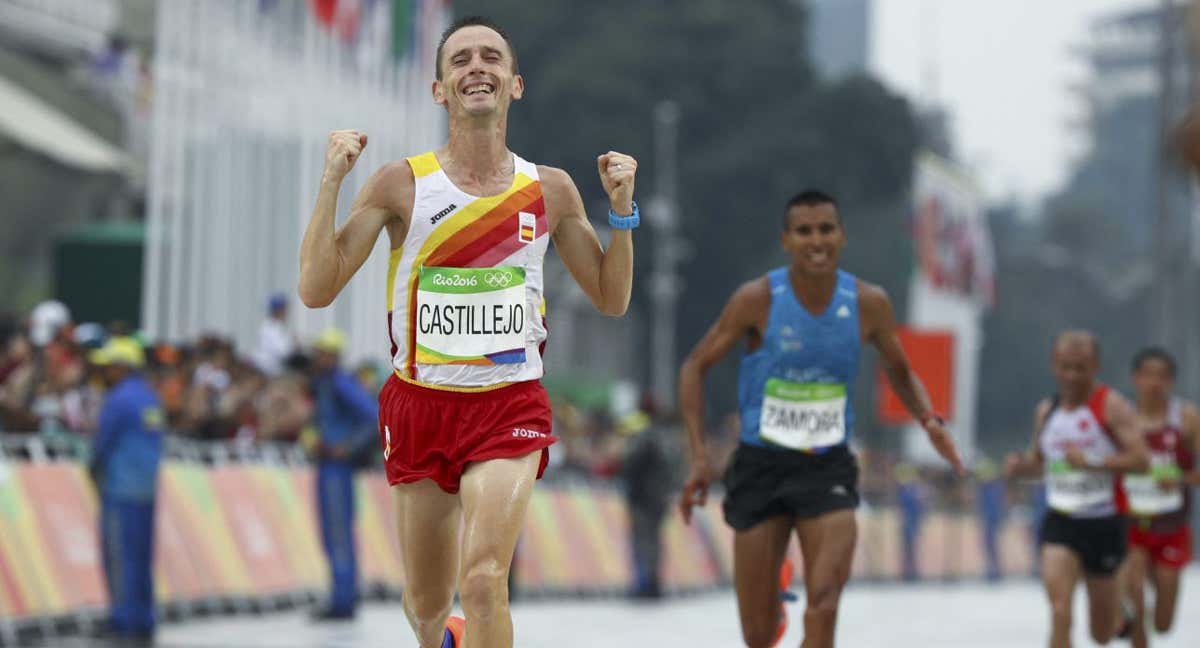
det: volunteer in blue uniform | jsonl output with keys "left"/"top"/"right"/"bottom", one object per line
{"left": 895, "top": 463, "right": 925, "bottom": 582}
{"left": 679, "top": 190, "right": 964, "bottom": 648}
{"left": 308, "top": 328, "right": 379, "bottom": 621}
{"left": 89, "top": 336, "right": 163, "bottom": 645}
{"left": 974, "top": 457, "right": 1007, "bottom": 582}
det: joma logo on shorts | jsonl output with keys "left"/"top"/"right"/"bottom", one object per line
{"left": 512, "top": 428, "right": 546, "bottom": 439}
{"left": 430, "top": 203, "right": 457, "bottom": 225}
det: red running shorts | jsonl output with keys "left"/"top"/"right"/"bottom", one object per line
{"left": 1128, "top": 524, "right": 1192, "bottom": 570}
{"left": 378, "top": 375, "right": 555, "bottom": 494}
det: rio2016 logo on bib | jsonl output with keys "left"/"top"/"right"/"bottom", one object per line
{"left": 416, "top": 266, "right": 528, "bottom": 366}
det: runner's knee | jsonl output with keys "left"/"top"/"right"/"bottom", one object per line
{"left": 1050, "top": 600, "right": 1072, "bottom": 630}
{"left": 805, "top": 580, "right": 843, "bottom": 615}
{"left": 459, "top": 561, "right": 509, "bottom": 618}
{"left": 403, "top": 588, "right": 452, "bottom": 627}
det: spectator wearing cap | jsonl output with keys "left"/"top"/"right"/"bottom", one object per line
{"left": 253, "top": 293, "right": 296, "bottom": 377}
{"left": 30, "top": 301, "right": 82, "bottom": 398}
{"left": 307, "top": 327, "right": 377, "bottom": 621}
{"left": 29, "top": 300, "right": 71, "bottom": 349}
{"left": 88, "top": 337, "right": 163, "bottom": 645}
{"left": 0, "top": 301, "right": 83, "bottom": 433}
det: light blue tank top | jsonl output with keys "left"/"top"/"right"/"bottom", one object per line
{"left": 738, "top": 268, "right": 861, "bottom": 452}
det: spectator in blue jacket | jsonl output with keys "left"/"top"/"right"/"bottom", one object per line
{"left": 307, "top": 328, "right": 379, "bottom": 621}
{"left": 975, "top": 457, "right": 1007, "bottom": 581}
{"left": 88, "top": 337, "right": 163, "bottom": 645}
{"left": 895, "top": 462, "right": 926, "bottom": 581}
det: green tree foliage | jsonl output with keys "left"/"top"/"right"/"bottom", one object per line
{"left": 452, "top": 0, "right": 920, "bottom": 419}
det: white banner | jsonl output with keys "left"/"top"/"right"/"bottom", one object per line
{"left": 904, "top": 152, "right": 993, "bottom": 465}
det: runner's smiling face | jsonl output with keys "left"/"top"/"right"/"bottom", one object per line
{"left": 781, "top": 204, "right": 845, "bottom": 276}
{"left": 434, "top": 26, "right": 523, "bottom": 118}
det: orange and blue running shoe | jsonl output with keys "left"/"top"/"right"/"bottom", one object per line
{"left": 441, "top": 615, "right": 465, "bottom": 648}
{"left": 771, "top": 558, "right": 797, "bottom": 646}
{"left": 779, "top": 557, "right": 797, "bottom": 602}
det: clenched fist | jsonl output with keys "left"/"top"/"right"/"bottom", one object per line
{"left": 597, "top": 151, "right": 637, "bottom": 215}
{"left": 324, "top": 129, "right": 368, "bottom": 182}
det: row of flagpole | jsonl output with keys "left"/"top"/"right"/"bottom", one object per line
{"left": 143, "top": 0, "right": 448, "bottom": 364}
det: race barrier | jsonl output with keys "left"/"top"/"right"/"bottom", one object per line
{"left": 0, "top": 456, "right": 1041, "bottom": 642}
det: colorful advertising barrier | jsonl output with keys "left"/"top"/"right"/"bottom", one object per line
{"left": 1, "top": 458, "right": 1041, "bottom": 626}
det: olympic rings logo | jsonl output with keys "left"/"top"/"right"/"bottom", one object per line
{"left": 483, "top": 271, "right": 515, "bottom": 287}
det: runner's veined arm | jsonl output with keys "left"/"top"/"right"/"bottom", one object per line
{"left": 1005, "top": 400, "right": 1050, "bottom": 479}
{"left": 676, "top": 279, "right": 769, "bottom": 523}
{"left": 860, "top": 282, "right": 965, "bottom": 475}
{"left": 1067, "top": 390, "right": 1150, "bottom": 474}
{"left": 543, "top": 153, "right": 636, "bottom": 317}
{"left": 298, "top": 131, "right": 409, "bottom": 308}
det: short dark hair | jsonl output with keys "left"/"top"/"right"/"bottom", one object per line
{"left": 1132, "top": 346, "right": 1176, "bottom": 377}
{"left": 436, "top": 16, "right": 519, "bottom": 81}
{"left": 783, "top": 189, "right": 839, "bottom": 228}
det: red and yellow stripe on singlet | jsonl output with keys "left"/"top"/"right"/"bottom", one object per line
{"left": 392, "top": 152, "right": 547, "bottom": 381}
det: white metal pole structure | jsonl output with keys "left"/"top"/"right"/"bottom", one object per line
{"left": 648, "top": 100, "right": 684, "bottom": 410}
{"left": 143, "top": 0, "right": 447, "bottom": 366}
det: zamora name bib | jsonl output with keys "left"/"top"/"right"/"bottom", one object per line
{"left": 759, "top": 379, "right": 846, "bottom": 450}
{"left": 416, "top": 266, "right": 527, "bottom": 365}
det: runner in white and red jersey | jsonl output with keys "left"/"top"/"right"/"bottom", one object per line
{"left": 1119, "top": 347, "right": 1200, "bottom": 648}
{"left": 1004, "top": 330, "right": 1149, "bottom": 648}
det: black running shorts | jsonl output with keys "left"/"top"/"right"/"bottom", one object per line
{"left": 1040, "top": 510, "right": 1128, "bottom": 576}
{"left": 721, "top": 443, "right": 859, "bottom": 531}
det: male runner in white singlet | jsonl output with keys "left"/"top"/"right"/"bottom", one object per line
{"left": 1004, "top": 331, "right": 1149, "bottom": 648}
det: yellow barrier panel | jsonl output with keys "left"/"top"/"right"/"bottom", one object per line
{"left": 0, "top": 458, "right": 1043, "bottom": 623}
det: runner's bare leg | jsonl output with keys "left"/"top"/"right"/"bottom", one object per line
{"left": 396, "top": 480, "right": 462, "bottom": 647}
{"left": 457, "top": 451, "right": 541, "bottom": 648}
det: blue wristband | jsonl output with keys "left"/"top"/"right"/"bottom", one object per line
{"left": 608, "top": 201, "right": 640, "bottom": 230}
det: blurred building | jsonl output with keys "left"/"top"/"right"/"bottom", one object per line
{"left": 804, "top": 0, "right": 872, "bottom": 80}
{"left": 0, "top": 0, "right": 146, "bottom": 312}
{"left": 1069, "top": 3, "right": 1194, "bottom": 252}
{"left": 1061, "top": 2, "right": 1199, "bottom": 395}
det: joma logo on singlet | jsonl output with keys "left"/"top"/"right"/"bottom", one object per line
{"left": 430, "top": 203, "right": 458, "bottom": 225}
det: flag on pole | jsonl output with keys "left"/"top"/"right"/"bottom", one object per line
{"left": 310, "top": 0, "right": 364, "bottom": 43}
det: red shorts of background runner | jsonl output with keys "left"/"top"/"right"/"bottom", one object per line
{"left": 378, "top": 375, "right": 556, "bottom": 494}
{"left": 1128, "top": 524, "right": 1192, "bottom": 569}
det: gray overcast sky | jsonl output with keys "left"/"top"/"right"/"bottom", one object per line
{"left": 871, "top": 0, "right": 1151, "bottom": 203}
